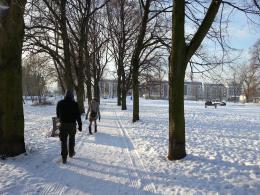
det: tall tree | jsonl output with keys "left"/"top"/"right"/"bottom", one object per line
{"left": 168, "top": 0, "right": 260, "bottom": 160}
{"left": 250, "top": 39, "right": 260, "bottom": 69}
{"left": 106, "top": 0, "right": 139, "bottom": 110}
{"left": 130, "top": 0, "right": 171, "bottom": 122}
{"left": 131, "top": 0, "right": 151, "bottom": 122}
{"left": 0, "top": 0, "right": 27, "bottom": 156}
{"left": 240, "top": 64, "right": 258, "bottom": 102}
{"left": 59, "top": 0, "right": 74, "bottom": 91}
{"left": 168, "top": 0, "right": 222, "bottom": 160}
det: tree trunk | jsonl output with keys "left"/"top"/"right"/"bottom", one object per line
{"left": 86, "top": 77, "right": 92, "bottom": 104}
{"left": 75, "top": 83, "right": 85, "bottom": 114}
{"left": 94, "top": 80, "right": 100, "bottom": 103}
{"left": 117, "top": 72, "right": 122, "bottom": 106}
{"left": 131, "top": 0, "right": 151, "bottom": 122}
{"left": 168, "top": 70, "right": 187, "bottom": 160}
{"left": 0, "top": 0, "right": 27, "bottom": 156}
{"left": 76, "top": 25, "right": 86, "bottom": 114}
{"left": 168, "top": 0, "right": 221, "bottom": 160}
{"left": 60, "top": 0, "right": 74, "bottom": 91}
{"left": 83, "top": 5, "right": 92, "bottom": 105}
{"left": 168, "top": 0, "right": 187, "bottom": 160}
{"left": 132, "top": 65, "right": 139, "bottom": 122}
{"left": 121, "top": 88, "right": 127, "bottom": 110}
{"left": 84, "top": 48, "right": 92, "bottom": 104}
{"left": 121, "top": 69, "right": 127, "bottom": 110}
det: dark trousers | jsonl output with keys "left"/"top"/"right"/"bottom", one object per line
{"left": 59, "top": 123, "right": 76, "bottom": 158}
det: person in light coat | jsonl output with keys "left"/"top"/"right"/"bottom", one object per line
{"left": 86, "top": 98, "right": 101, "bottom": 134}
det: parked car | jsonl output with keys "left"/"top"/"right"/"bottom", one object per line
{"left": 220, "top": 101, "right": 226, "bottom": 106}
{"left": 205, "top": 100, "right": 217, "bottom": 108}
{"left": 214, "top": 101, "right": 226, "bottom": 106}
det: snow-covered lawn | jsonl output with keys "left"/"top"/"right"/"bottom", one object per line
{"left": 0, "top": 98, "right": 259, "bottom": 195}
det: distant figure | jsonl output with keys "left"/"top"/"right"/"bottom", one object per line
{"left": 86, "top": 98, "right": 101, "bottom": 134}
{"left": 56, "top": 90, "right": 82, "bottom": 164}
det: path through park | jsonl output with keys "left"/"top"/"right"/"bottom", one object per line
{"left": 0, "top": 102, "right": 156, "bottom": 195}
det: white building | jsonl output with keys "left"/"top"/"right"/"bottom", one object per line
{"left": 184, "top": 81, "right": 203, "bottom": 100}
{"left": 99, "top": 79, "right": 234, "bottom": 101}
{"left": 225, "top": 82, "right": 242, "bottom": 102}
{"left": 99, "top": 79, "right": 117, "bottom": 98}
{"left": 204, "top": 83, "right": 226, "bottom": 101}
{"left": 140, "top": 80, "right": 168, "bottom": 99}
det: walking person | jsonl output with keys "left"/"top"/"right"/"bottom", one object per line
{"left": 86, "top": 98, "right": 101, "bottom": 134}
{"left": 56, "top": 90, "right": 82, "bottom": 164}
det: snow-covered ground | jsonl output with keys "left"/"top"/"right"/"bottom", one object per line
{"left": 0, "top": 98, "right": 259, "bottom": 195}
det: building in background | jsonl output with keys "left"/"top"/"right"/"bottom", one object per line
{"left": 225, "top": 82, "right": 242, "bottom": 102}
{"left": 99, "top": 79, "right": 117, "bottom": 98}
{"left": 203, "top": 83, "right": 226, "bottom": 101}
{"left": 140, "top": 80, "right": 168, "bottom": 99}
{"left": 184, "top": 81, "right": 203, "bottom": 100}
{"left": 98, "top": 79, "right": 251, "bottom": 102}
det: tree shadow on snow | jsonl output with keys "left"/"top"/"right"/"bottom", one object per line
{"left": 93, "top": 132, "right": 134, "bottom": 150}
{"left": 2, "top": 153, "right": 156, "bottom": 195}
{"left": 68, "top": 157, "right": 157, "bottom": 194}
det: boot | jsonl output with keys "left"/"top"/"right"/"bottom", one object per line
{"left": 95, "top": 125, "right": 97, "bottom": 133}
{"left": 62, "top": 156, "right": 67, "bottom": 164}
{"left": 89, "top": 126, "right": 93, "bottom": 135}
{"left": 69, "top": 151, "right": 75, "bottom": 158}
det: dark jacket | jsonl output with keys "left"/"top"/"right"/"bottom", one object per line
{"left": 56, "top": 97, "right": 82, "bottom": 127}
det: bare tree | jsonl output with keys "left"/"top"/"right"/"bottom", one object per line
{"left": 240, "top": 63, "right": 259, "bottom": 102}
{"left": 240, "top": 40, "right": 260, "bottom": 102}
{"left": 131, "top": 0, "right": 171, "bottom": 122}
{"left": 168, "top": 0, "right": 260, "bottom": 160}
{"left": 227, "top": 65, "right": 243, "bottom": 102}
{"left": 89, "top": 4, "right": 111, "bottom": 102}
{"left": 22, "top": 55, "right": 53, "bottom": 103}
{"left": 250, "top": 39, "right": 260, "bottom": 69}
{"left": 25, "top": 0, "right": 110, "bottom": 112}
{"left": 107, "top": 0, "right": 140, "bottom": 109}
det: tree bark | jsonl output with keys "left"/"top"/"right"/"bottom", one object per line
{"left": 76, "top": 27, "right": 86, "bottom": 114}
{"left": 60, "top": 0, "right": 74, "bottom": 91}
{"left": 132, "top": 63, "right": 140, "bottom": 122}
{"left": 0, "top": 0, "right": 27, "bottom": 156}
{"left": 168, "top": 0, "right": 187, "bottom": 160}
{"left": 75, "top": 82, "right": 85, "bottom": 113}
{"left": 86, "top": 76, "right": 92, "bottom": 104}
{"left": 117, "top": 69, "right": 122, "bottom": 106}
{"left": 121, "top": 69, "right": 127, "bottom": 110}
{"left": 94, "top": 79, "right": 100, "bottom": 102}
{"left": 84, "top": 45, "right": 92, "bottom": 104}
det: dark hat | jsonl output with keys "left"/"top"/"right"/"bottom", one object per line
{"left": 65, "top": 90, "right": 74, "bottom": 100}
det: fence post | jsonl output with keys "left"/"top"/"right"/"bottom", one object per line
{"left": 51, "top": 117, "right": 59, "bottom": 137}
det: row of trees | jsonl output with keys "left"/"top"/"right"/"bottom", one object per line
{"left": 241, "top": 39, "right": 260, "bottom": 102}
{"left": 22, "top": 56, "right": 49, "bottom": 102}
{"left": 24, "top": 0, "right": 113, "bottom": 113}
{"left": 24, "top": 0, "right": 171, "bottom": 115}
{"left": 229, "top": 39, "right": 260, "bottom": 102}
{"left": 0, "top": 0, "right": 259, "bottom": 160}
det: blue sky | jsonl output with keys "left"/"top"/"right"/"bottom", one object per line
{"left": 228, "top": 11, "right": 259, "bottom": 52}
{"left": 188, "top": 7, "right": 260, "bottom": 82}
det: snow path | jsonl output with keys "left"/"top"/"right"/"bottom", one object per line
{"left": 1, "top": 99, "right": 259, "bottom": 194}
{"left": 0, "top": 102, "right": 156, "bottom": 195}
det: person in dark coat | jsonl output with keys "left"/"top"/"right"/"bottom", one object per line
{"left": 56, "top": 90, "right": 82, "bottom": 164}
